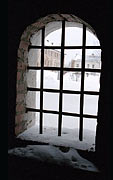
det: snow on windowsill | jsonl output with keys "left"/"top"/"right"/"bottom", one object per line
{"left": 17, "top": 125, "right": 96, "bottom": 152}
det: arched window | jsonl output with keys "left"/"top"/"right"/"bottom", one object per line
{"left": 16, "top": 14, "right": 101, "bottom": 151}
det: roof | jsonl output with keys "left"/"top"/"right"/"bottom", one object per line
{"left": 72, "top": 54, "right": 100, "bottom": 61}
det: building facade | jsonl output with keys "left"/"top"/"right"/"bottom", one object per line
{"left": 44, "top": 49, "right": 61, "bottom": 67}
{"left": 71, "top": 53, "right": 101, "bottom": 69}
{"left": 37, "top": 40, "right": 61, "bottom": 67}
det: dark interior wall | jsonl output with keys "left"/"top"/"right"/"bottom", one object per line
{"left": 8, "top": 0, "right": 112, "bottom": 174}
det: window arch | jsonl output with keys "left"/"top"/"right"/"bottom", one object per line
{"left": 16, "top": 14, "right": 101, "bottom": 150}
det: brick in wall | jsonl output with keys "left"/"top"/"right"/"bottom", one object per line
{"left": 16, "top": 103, "right": 25, "bottom": 113}
{"left": 16, "top": 84, "right": 25, "bottom": 92}
{"left": 15, "top": 114, "right": 23, "bottom": 125}
{"left": 17, "top": 61, "right": 26, "bottom": 71}
{"left": 16, "top": 93, "right": 25, "bottom": 103}
{"left": 19, "top": 41, "right": 30, "bottom": 51}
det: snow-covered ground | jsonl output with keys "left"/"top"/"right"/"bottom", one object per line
{"left": 8, "top": 144, "right": 99, "bottom": 172}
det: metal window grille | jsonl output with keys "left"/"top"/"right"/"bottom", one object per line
{"left": 26, "top": 21, "right": 101, "bottom": 141}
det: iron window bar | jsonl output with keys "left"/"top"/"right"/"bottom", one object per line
{"left": 27, "top": 66, "right": 101, "bottom": 73}
{"left": 27, "top": 87, "right": 100, "bottom": 95}
{"left": 26, "top": 107, "right": 97, "bottom": 119}
{"left": 85, "top": 68, "right": 101, "bottom": 73}
{"left": 79, "top": 24, "right": 86, "bottom": 141}
{"left": 28, "top": 45, "right": 101, "bottom": 50}
{"left": 39, "top": 27, "right": 45, "bottom": 134}
{"left": 58, "top": 20, "right": 65, "bottom": 136}
{"left": 27, "top": 66, "right": 41, "bottom": 70}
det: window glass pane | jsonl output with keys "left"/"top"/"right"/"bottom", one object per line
{"left": 64, "top": 49, "right": 82, "bottom": 68}
{"left": 65, "top": 22, "right": 83, "bottom": 46}
{"left": 83, "top": 95, "right": 99, "bottom": 115}
{"left": 44, "top": 70, "right": 60, "bottom": 89}
{"left": 43, "top": 92, "right": 59, "bottom": 111}
{"left": 28, "top": 49, "right": 41, "bottom": 67}
{"left": 84, "top": 72, "right": 100, "bottom": 92}
{"left": 27, "top": 70, "right": 40, "bottom": 88}
{"left": 45, "top": 21, "right": 62, "bottom": 46}
{"left": 86, "top": 27, "right": 100, "bottom": 46}
{"left": 30, "top": 30, "right": 42, "bottom": 46}
{"left": 44, "top": 49, "right": 61, "bottom": 67}
{"left": 85, "top": 49, "right": 101, "bottom": 69}
{"left": 62, "top": 116, "right": 79, "bottom": 139}
{"left": 83, "top": 118, "right": 97, "bottom": 151}
{"left": 26, "top": 91, "right": 40, "bottom": 109}
{"left": 43, "top": 113, "right": 58, "bottom": 135}
{"left": 63, "top": 71, "right": 81, "bottom": 91}
{"left": 63, "top": 94, "right": 80, "bottom": 113}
